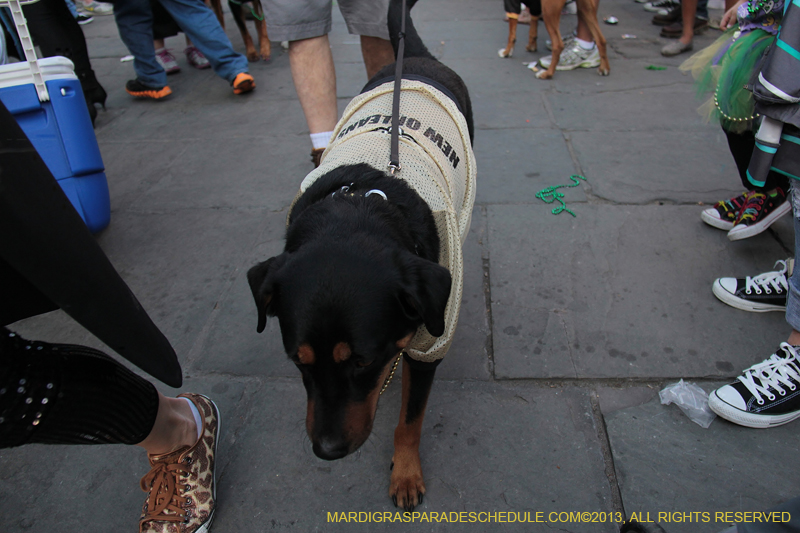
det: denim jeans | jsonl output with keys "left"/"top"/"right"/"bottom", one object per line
{"left": 786, "top": 183, "right": 800, "bottom": 332}
{"left": 111, "top": 0, "right": 248, "bottom": 87}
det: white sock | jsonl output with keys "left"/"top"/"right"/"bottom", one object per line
{"left": 310, "top": 131, "right": 333, "bottom": 151}
{"left": 576, "top": 38, "right": 595, "bottom": 50}
{"left": 182, "top": 397, "right": 203, "bottom": 440}
{"left": 154, "top": 47, "right": 166, "bottom": 54}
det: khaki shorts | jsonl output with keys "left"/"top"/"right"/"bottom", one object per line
{"left": 261, "top": 0, "right": 389, "bottom": 41}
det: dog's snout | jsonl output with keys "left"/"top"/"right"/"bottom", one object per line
{"left": 313, "top": 437, "right": 350, "bottom": 461}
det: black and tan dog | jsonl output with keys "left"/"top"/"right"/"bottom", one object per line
{"left": 499, "top": 0, "right": 541, "bottom": 58}
{"left": 247, "top": 0, "right": 475, "bottom": 512}
{"left": 209, "top": 0, "right": 270, "bottom": 61}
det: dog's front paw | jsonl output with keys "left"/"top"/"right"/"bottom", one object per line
{"left": 497, "top": 47, "right": 513, "bottom": 58}
{"left": 535, "top": 69, "right": 553, "bottom": 80}
{"left": 597, "top": 66, "right": 610, "bottom": 76}
{"left": 389, "top": 457, "right": 426, "bottom": 512}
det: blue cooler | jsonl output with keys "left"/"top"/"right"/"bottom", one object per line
{"left": 0, "top": 56, "right": 111, "bottom": 233}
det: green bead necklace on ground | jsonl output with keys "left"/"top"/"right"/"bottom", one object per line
{"left": 536, "top": 175, "right": 587, "bottom": 217}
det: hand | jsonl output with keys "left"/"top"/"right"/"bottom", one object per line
{"left": 720, "top": 0, "right": 746, "bottom": 30}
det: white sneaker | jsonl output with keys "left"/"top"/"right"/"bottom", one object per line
{"left": 546, "top": 32, "right": 576, "bottom": 51}
{"left": 79, "top": 0, "right": 113, "bottom": 15}
{"left": 539, "top": 41, "right": 600, "bottom": 70}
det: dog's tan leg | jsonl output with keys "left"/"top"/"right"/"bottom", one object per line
{"left": 253, "top": 1, "right": 271, "bottom": 61}
{"left": 500, "top": 17, "right": 518, "bottom": 58}
{"left": 526, "top": 14, "right": 539, "bottom": 52}
{"left": 536, "top": 0, "right": 566, "bottom": 80}
{"left": 207, "top": 0, "right": 225, "bottom": 29}
{"left": 390, "top": 356, "right": 437, "bottom": 512}
{"left": 576, "top": 0, "right": 609, "bottom": 75}
{"left": 229, "top": 2, "right": 259, "bottom": 62}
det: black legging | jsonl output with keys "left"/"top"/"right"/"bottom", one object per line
{"left": 725, "top": 128, "right": 790, "bottom": 192}
{"left": 0, "top": 99, "right": 172, "bottom": 449}
{"left": 20, "top": 0, "right": 105, "bottom": 110}
{"left": 22, "top": 0, "right": 93, "bottom": 75}
{"left": 0, "top": 327, "right": 158, "bottom": 448}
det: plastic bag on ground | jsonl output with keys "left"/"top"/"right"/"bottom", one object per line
{"left": 659, "top": 379, "right": 717, "bottom": 428}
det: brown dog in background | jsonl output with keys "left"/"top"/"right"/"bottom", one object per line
{"left": 209, "top": 0, "right": 271, "bottom": 61}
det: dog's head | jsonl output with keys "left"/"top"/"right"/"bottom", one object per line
{"left": 247, "top": 243, "right": 450, "bottom": 460}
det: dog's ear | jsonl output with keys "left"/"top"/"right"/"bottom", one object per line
{"left": 396, "top": 253, "right": 452, "bottom": 337}
{"left": 247, "top": 253, "right": 288, "bottom": 333}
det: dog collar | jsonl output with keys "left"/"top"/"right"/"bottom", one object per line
{"left": 330, "top": 184, "right": 388, "bottom": 201}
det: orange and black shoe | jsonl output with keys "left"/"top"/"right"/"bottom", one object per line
{"left": 125, "top": 79, "right": 172, "bottom": 99}
{"left": 232, "top": 72, "right": 255, "bottom": 95}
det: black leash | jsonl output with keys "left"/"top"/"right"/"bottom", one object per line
{"left": 388, "top": 0, "right": 407, "bottom": 175}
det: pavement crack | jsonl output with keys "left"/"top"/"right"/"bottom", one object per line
{"left": 481, "top": 205, "right": 496, "bottom": 379}
{"left": 594, "top": 81, "right": 690, "bottom": 95}
{"left": 767, "top": 226, "right": 794, "bottom": 256}
{"left": 541, "top": 92, "right": 559, "bottom": 129}
{"left": 589, "top": 390, "right": 626, "bottom": 517}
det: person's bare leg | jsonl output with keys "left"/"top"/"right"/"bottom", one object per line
{"left": 154, "top": 38, "right": 165, "bottom": 50}
{"left": 289, "top": 35, "right": 338, "bottom": 135}
{"left": 575, "top": 0, "right": 598, "bottom": 42}
{"left": 787, "top": 330, "right": 800, "bottom": 346}
{"left": 136, "top": 392, "right": 197, "bottom": 455}
{"left": 360, "top": 35, "right": 394, "bottom": 79}
{"left": 679, "top": 0, "right": 698, "bottom": 46}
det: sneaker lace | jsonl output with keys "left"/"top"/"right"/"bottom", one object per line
{"left": 737, "top": 343, "right": 800, "bottom": 405}
{"left": 738, "top": 192, "right": 766, "bottom": 223}
{"left": 716, "top": 192, "right": 746, "bottom": 213}
{"left": 157, "top": 49, "right": 176, "bottom": 62}
{"left": 187, "top": 47, "right": 203, "bottom": 62}
{"left": 559, "top": 41, "right": 585, "bottom": 63}
{"left": 140, "top": 455, "right": 194, "bottom": 528}
{"left": 744, "top": 260, "right": 789, "bottom": 295}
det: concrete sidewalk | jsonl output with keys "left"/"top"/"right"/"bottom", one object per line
{"left": 1, "top": 0, "right": 798, "bottom": 531}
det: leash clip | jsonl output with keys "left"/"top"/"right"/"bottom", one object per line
{"left": 331, "top": 183, "right": 354, "bottom": 198}
{"left": 365, "top": 189, "right": 388, "bottom": 200}
{"left": 387, "top": 162, "right": 401, "bottom": 175}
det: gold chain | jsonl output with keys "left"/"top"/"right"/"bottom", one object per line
{"left": 379, "top": 352, "right": 403, "bottom": 395}
{"left": 714, "top": 89, "right": 759, "bottom": 124}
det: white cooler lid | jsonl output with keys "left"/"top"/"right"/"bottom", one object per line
{"left": 0, "top": 56, "right": 77, "bottom": 90}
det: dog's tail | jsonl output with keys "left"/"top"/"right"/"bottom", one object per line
{"left": 388, "top": 0, "right": 435, "bottom": 61}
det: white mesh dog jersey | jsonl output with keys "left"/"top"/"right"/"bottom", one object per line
{"left": 296, "top": 78, "right": 477, "bottom": 362}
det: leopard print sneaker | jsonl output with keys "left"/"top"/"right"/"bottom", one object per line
{"left": 139, "top": 393, "right": 220, "bottom": 533}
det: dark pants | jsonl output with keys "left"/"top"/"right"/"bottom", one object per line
{"left": 725, "top": 128, "right": 790, "bottom": 192}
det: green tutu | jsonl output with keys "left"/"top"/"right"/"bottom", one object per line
{"left": 679, "top": 28, "right": 775, "bottom": 133}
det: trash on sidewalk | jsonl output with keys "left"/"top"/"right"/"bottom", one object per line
{"left": 604, "top": 16, "right": 618, "bottom": 24}
{"left": 646, "top": 65, "right": 667, "bottom": 70}
{"left": 621, "top": 34, "right": 637, "bottom": 39}
{"left": 523, "top": 61, "right": 540, "bottom": 72}
{"left": 120, "top": 55, "right": 134, "bottom": 62}
{"left": 659, "top": 379, "right": 716, "bottom": 428}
